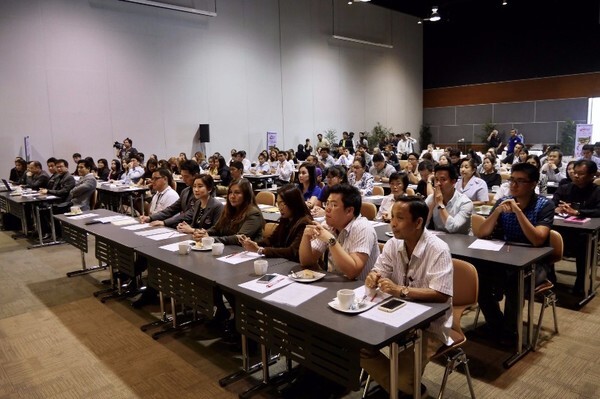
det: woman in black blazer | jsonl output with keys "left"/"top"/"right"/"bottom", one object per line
{"left": 177, "top": 174, "right": 223, "bottom": 233}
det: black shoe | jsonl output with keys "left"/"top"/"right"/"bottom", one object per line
{"left": 131, "top": 291, "right": 158, "bottom": 309}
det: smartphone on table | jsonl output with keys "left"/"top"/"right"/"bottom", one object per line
{"left": 257, "top": 274, "right": 277, "bottom": 284}
{"left": 378, "top": 298, "right": 407, "bottom": 313}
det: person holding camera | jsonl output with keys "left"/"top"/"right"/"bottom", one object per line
{"left": 115, "top": 137, "right": 138, "bottom": 164}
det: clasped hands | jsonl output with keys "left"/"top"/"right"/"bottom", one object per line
{"left": 365, "top": 271, "right": 403, "bottom": 297}
{"left": 237, "top": 234, "right": 260, "bottom": 252}
{"left": 494, "top": 198, "right": 521, "bottom": 214}
{"left": 303, "top": 222, "right": 334, "bottom": 244}
{"left": 556, "top": 201, "right": 578, "bottom": 216}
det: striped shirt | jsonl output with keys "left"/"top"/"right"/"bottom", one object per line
{"left": 372, "top": 229, "right": 454, "bottom": 345}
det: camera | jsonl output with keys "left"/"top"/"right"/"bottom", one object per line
{"left": 113, "top": 141, "right": 123, "bottom": 150}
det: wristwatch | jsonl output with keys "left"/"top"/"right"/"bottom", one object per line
{"left": 399, "top": 286, "right": 409, "bottom": 298}
{"left": 437, "top": 204, "right": 445, "bottom": 210}
{"left": 327, "top": 236, "right": 337, "bottom": 247}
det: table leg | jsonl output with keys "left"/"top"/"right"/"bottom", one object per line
{"left": 28, "top": 204, "right": 62, "bottom": 249}
{"left": 413, "top": 329, "right": 422, "bottom": 399}
{"left": 389, "top": 342, "right": 399, "bottom": 399}
{"left": 504, "top": 268, "right": 531, "bottom": 368}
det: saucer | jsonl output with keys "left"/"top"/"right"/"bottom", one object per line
{"left": 288, "top": 270, "right": 326, "bottom": 283}
{"left": 191, "top": 243, "right": 211, "bottom": 251}
{"left": 328, "top": 299, "right": 368, "bottom": 314}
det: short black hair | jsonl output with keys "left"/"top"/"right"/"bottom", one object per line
{"left": 434, "top": 164, "right": 458, "bottom": 181}
{"left": 77, "top": 158, "right": 93, "bottom": 170}
{"left": 326, "top": 165, "right": 348, "bottom": 183}
{"left": 389, "top": 172, "right": 409, "bottom": 190}
{"left": 372, "top": 153, "right": 385, "bottom": 163}
{"left": 180, "top": 159, "right": 200, "bottom": 175}
{"left": 511, "top": 162, "right": 540, "bottom": 182}
{"left": 327, "top": 183, "right": 361, "bottom": 217}
{"left": 448, "top": 149, "right": 461, "bottom": 158}
{"left": 154, "top": 168, "right": 174, "bottom": 187}
{"left": 394, "top": 196, "right": 429, "bottom": 225}
{"left": 47, "top": 157, "right": 57, "bottom": 164}
{"left": 55, "top": 159, "right": 69, "bottom": 167}
{"left": 418, "top": 160, "right": 434, "bottom": 172}
{"left": 229, "top": 161, "right": 244, "bottom": 171}
{"left": 582, "top": 144, "right": 595, "bottom": 152}
{"left": 573, "top": 159, "right": 598, "bottom": 175}
{"left": 73, "top": 153, "right": 81, "bottom": 158}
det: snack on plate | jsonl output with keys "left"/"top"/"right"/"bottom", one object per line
{"left": 302, "top": 270, "right": 315, "bottom": 279}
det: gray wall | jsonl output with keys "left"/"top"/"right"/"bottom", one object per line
{"left": 0, "top": 0, "right": 423, "bottom": 174}
{"left": 424, "top": 98, "right": 588, "bottom": 146}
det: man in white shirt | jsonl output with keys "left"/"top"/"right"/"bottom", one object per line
{"left": 540, "top": 149, "right": 566, "bottom": 182}
{"left": 299, "top": 184, "right": 379, "bottom": 281}
{"left": 274, "top": 151, "right": 293, "bottom": 185}
{"left": 120, "top": 155, "right": 145, "bottom": 184}
{"left": 425, "top": 164, "right": 473, "bottom": 234}
{"left": 396, "top": 133, "right": 409, "bottom": 158}
{"left": 335, "top": 147, "right": 354, "bottom": 167}
{"left": 317, "top": 148, "right": 335, "bottom": 172}
{"left": 361, "top": 197, "right": 453, "bottom": 397}
{"left": 148, "top": 168, "right": 179, "bottom": 216}
{"left": 235, "top": 150, "right": 252, "bottom": 173}
{"left": 369, "top": 153, "right": 396, "bottom": 182}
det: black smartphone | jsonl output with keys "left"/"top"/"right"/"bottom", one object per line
{"left": 257, "top": 274, "right": 277, "bottom": 284}
{"left": 378, "top": 298, "right": 407, "bottom": 313}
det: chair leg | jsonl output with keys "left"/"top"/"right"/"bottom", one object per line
{"left": 551, "top": 294, "right": 559, "bottom": 334}
{"left": 460, "top": 352, "right": 476, "bottom": 399}
{"left": 533, "top": 296, "right": 547, "bottom": 351}
{"left": 437, "top": 357, "right": 456, "bottom": 399}
{"left": 362, "top": 373, "right": 371, "bottom": 399}
{"left": 472, "top": 306, "right": 480, "bottom": 329}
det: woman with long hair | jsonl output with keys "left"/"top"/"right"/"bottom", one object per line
{"left": 309, "top": 165, "right": 348, "bottom": 215}
{"left": 526, "top": 154, "right": 548, "bottom": 195}
{"left": 177, "top": 174, "right": 223, "bottom": 233}
{"left": 193, "top": 179, "right": 263, "bottom": 244}
{"left": 455, "top": 157, "right": 489, "bottom": 206}
{"left": 480, "top": 155, "right": 502, "bottom": 189}
{"left": 297, "top": 162, "right": 321, "bottom": 201}
{"left": 108, "top": 159, "right": 123, "bottom": 181}
{"left": 239, "top": 184, "right": 312, "bottom": 261}
{"left": 97, "top": 158, "right": 110, "bottom": 181}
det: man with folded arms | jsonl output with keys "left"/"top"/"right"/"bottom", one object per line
{"left": 299, "top": 184, "right": 379, "bottom": 281}
{"left": 68, "top": 159, "right": 97, "bottom": 211}
{"left": 425, "top": 164, "right": 473, "bottom": 234}
{"left": 140, "top": 160, "right": 200, "bottom": 227}
{"left": 23, "top": 161, "right": 50, "bottom": 190}
{"left": 552, "top": 159, "right": 600, "bottom": 295}
{"left": 39, "top": 159, "right": 76, "bottom": 238}
{"left": 362, "top": 197, "right": 453, "bottom": 397}
{"left": 369, "top": 153, "right": 396, "bottom": 183}
{"left": 476, "top": 162, "right": 554, "bottom": 341}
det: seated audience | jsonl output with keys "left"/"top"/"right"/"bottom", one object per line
{"left": 23, "top": 161, "right": 50, "bottom": 190}
{"left": 148, "top": 168, "right": 179, "bottom": 215}
{"left": 480, "top": 155, "right": 502, "bottom": 189}
{"left": 361, "top": 198, "right": 453, "bottom": 397}
{"left": 108, "top": 159, "right": 123, "bottom": 181}
{"left": 119, "top": 155, "right": 144, "bottom": 184}
{"left": 348, "top": 158, "right": 374, "bottom": 196}
{"left": 177, "top": 174, "right": 223, "bottom": 233}
{"left": 251, "top": 152, "right": 271, "bottom": 174}
{"left": 425, "top": 164, "right": 473, "bottom": 234}
{"left": 239, "top": 184, "right": 312, "bottom": 262}
{"left": 96, "top": 158, "right": 110, "bottom": 181}
{"left": 526, "top": 155, "right": 548, "bottom": 195}
{"left": 10, "top": 158, "right": 27, "bottom": 184}
{"left": 297, "top": 162, "right": 321, "bottom": 201}
{"left": 376, "top": 172, "right": 410, "bottom": 222}
{"left": 455, "top": 158, "right": 488, "bottom": 206}
{"left": 540, "top": 149, "right": 566, "bottom": 183}
{"left": 309, "top": 165, "right": 347, "bottom": 215}
{"left": 369, "top": 153, "right": 396, "bottom": 183}
{"left": 69, "top": 159, "right": 97, "bottom": 211}
{"left": 416, "top": 160, "right": 435, "bottom": 198}
{"left": 476, "top": 163, "right": 554, "bottom": 340}
{"left": 273, "top": 150, "right": 293, "bottom": 185}
{"left": 299, "top": 184, "right": 379, "bottom": 281}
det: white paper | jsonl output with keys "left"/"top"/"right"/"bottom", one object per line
{"left": 111, "top": 217, "right": 138, "bottom": 226}
{"left": 468, "top": 239, "right": 505, "bottom": 251}
{"left": 257, "top": 204, "right": 271, "bottom": 209}
{"left": 122, "top": 223, "right": 150, "bottom": 231}
{"left": 237, "top": 273, "right": 294, "bottom": 294}
{"left": 95, "top": 215, "right": 131, "bottom": 223}
{"left": 370, "top": 221, "right": 388, "bottom": 228}
{"left": 68, "top": 213, "right": 99, "bottom": 220}
{"left": 146, "top": 231, "right": 186, "bottom": 241}
{"left": 217, "top": 251, "right": 262, "bottom": 265}
{"left": 159, "top": 240, "right": 192, "bottom": 252}
{"left": 264, "top": 283, "right": 327, "bottom": 307}
{"left": 359, "top": 301, "right": 432, "bottom": 327}
{"left": 135, "top": 227, "right": 173, "bottom": 237}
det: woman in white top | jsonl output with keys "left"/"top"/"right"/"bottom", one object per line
{"left": 455, "top": 158, "right": 488, "bottom": 206}
{"left": 347, "top": 158, "right": 374, "bottom": 196}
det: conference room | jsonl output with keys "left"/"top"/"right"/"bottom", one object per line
{"left": 1, "top": 1, "right": 600, "bottom": 398}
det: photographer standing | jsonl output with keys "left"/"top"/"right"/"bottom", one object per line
{"left": 115, "top": 137, "right": 138, "bottom": 164}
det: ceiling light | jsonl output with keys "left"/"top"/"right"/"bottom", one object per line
{"left": 429, "top": 6, "right": 441, "bottom": 22}
{"left": 502, "top": 0, "right": 508, "bottom": 5}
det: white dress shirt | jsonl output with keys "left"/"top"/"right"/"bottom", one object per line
{"left": 149, "top": 186, "right": 179, "bottom": 215}
{"left": 425, "top": 190, "right": 473, "bottom": 234}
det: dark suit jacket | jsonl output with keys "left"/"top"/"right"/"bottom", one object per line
{"left": 149, "top": 186, "right": 195, "bottom": 227}
{"left": 47, "top": 173, "right": 76, "bottom": 201}
{"left": 208, "top": 206, "right": 264, "bottom": 245}
{"left": 190, "top": 196, "right": 224, "bottom": 230}
{"left": 259, "top": 215, "right": 312, "bottom": 262}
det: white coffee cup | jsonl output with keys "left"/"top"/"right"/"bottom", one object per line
{"left": 178, "top": 242, "right": 191, "bottom": 255}
{"left": 254, "top": 260, "right": 268, "bottom": 275}
{"left": 481, "top": 205, "right": 492, "bottom": 214}
{"left": 202, "top": 237, "right": 215, "bottom": 249}
{"left": 70, "top": 205, "right": 82, "bottom": 214}
{"left": 212, "top": 242, "right": 224, "bottom": 256}
{"left": 337, "top": 289, "right": 355, "bottom": 310}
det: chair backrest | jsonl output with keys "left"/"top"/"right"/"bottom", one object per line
{"left": 399, "top": 160, "right": 408, "bottom": 170}
{"left": 89, "top": 190, "right": 98, "bottom": 210}
{"left": 360, "top": 202, "right": 377, "bottom": 220}
{"left": 549, "top": 230, "right": 563, "bottom": 264}
{"left": 256, "top": 191, "right": 275, "bottom": 206}
{"left": 263, "top": 222, "right": 278, "bottom": 239}
{"left": 488, "top": 192, "right": 495, "bottom": 204}
{"left": 406, "top": 187, "right": 415, "bottom": 196}
{"left": 372, "top": 186, "right": 384, "bottom": 196}
{"left": 500, "top": 173, "right": 510, "bottom": 181}
{"left": 594, "top": 177, "right": 600, "bottom": 186}
{"left": 451, "top": 259, "right": 479, "bottom": 333}
{"left": 470, "top": 214, "right": 485, "bottom": 237}
{"left": 378, "top": 242, "right": 385, "bottom": 252}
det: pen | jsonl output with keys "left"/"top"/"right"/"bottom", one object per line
{"left": 266, "top": 277, "right": 285, "bottom": 288}
{"left": 225, "top": 251, "right": 247, "bottom": 259}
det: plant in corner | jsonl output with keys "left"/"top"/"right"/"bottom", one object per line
{"left": 368, "top": 122, "right": 393, "bottom": 149}
{"left": 419, "top": 124, "right": 432, "bottom": 150}
{"left": 324, "top": 129, "right": 337, "bottom": 150}
{"left": 478, "top": 121, "right": 497, "bottom": 144}
{"left": 560, "top": 119, "right": 576, "bottom": 156}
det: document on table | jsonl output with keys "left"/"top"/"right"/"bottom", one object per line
{"left": 95, "top": 215, "right": 132, "bottom": 223}
{"left": 122, "top": 223, "right": 150, "bottom": 231}
{"left": 370, "top": 221, "right": 387, "bottom": 228}
{"left": 468, "top": 239, "right": 505, "bottom": 251}
{"left": 264, "top": 283, "right": 327, "bottom": 307}
{"left": 217, "top": 251, "right": 262, "bottom": 265}
{"left": 359, "top": 301, "right": 432, "bottom": 327}
{"left": 238, "top": 273, "right": 294, "bottom": 294}
{"left": 159, "top": 240, "right": 193, "bottom": 252}
{"left": 68, "top": 213, "right": 99, "bottom": 220}
{"left": 135, "top": 227, "right": 173, "bottom": 236}
{"left": 146, "top": 231, "right": 186, "bottom": 241}
{"left": 111, "top": 217, "right": 138, "bottom": 226}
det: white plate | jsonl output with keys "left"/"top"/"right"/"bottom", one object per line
{"left": 64, "top": 212, "right": 83, "bottom": 216}
{"left": 288, "top": 270, "right": 326, "bottom": 283}
{"left": 385, "top": 231, "right": 394, "bottom": 237}
{"left": 328, "top": 291, "right": 390, "bottom": 314}
{"left": 191, "top": 244, "right": 212, "bottom": 252}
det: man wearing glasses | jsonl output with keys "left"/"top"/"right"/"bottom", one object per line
{"left": 299, "top": 184, "right": 379, "bottom": 281}
{"left": 148, "top": 169, "right": 179, "bottom": 216}
{"left": 425, "top": 164, "right": 473, "bottom": 234}
{"left": 552, "top": 159, "right": 600, "bottom": 295}
{"left": 475, "top": 162, "right": 554, "bottom": 342}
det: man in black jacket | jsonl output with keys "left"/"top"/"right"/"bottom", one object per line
{"left": 39, "top": 159, "right": 77, "bottom": 239}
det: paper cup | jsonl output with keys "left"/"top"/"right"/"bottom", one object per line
{"left": 211, "top": 243, "right": 224, "bottom": 256}
{"left": 337, "top": 289, "right": 355, "bottom": 310}
{"left": 178, "top": 242, "right": 191, "bottom": 255}
{"left": 202, "top": 237, "right": 215, "bottom": 249}
{"left": 254, "top": 260, "right": 268, "bottom": 275}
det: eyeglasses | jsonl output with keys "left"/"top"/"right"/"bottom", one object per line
{"left": 389, "top": 182, "right": 402, "bottom": 188}
{"left": 324, "top": 201, "right": 340, "bottom": 210}
{"left": 507, "top": 178, "right": 533, "bottom": 185}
